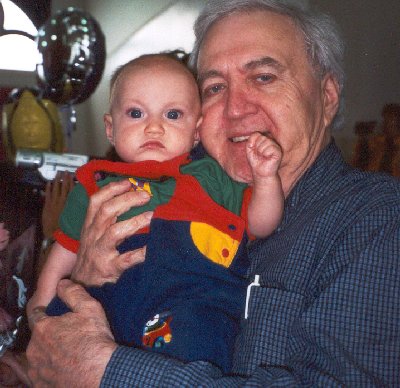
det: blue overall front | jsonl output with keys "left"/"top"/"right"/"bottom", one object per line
{"left": 47, "top": 154, "right": 251, "bottom": 373}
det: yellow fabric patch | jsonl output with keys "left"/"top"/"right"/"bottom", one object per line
{"left": 129, "top": 177, "right": 152, "bottom": 196}
{"left": 190, "top": 222, "right": 239, "bottom": 268}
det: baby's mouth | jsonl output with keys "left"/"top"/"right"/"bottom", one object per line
{"left": 141, "top": 141, "right": 165, "bottom": 149}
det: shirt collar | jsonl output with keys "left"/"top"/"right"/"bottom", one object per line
{"left": 282, "top": 138, "right": 348, "bottom": 226}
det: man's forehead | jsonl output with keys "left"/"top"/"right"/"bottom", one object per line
{"left": 196, "top": 10, "right": 306, "bottom": 83}
{"left": 197, "top": 56, "right": 284, "bottom": 85}
{"left": 197, "top": 10, "right": 300, "bottom": 60}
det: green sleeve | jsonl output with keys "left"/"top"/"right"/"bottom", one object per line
{"left": 59, "top": 176, "right": 177, "bottom": 241}
{"left": 59, "top": 183, "right": 89, "bottom": 241}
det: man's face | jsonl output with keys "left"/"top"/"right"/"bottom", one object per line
{"left": 197, "top": 10, "right": 339, "bottom": 193}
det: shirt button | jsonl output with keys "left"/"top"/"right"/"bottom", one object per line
{"left": 228, "top": 224, "right": 236, "bottom": 231}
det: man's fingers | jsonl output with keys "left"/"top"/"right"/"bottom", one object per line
{"left": 98, "top": 190, "right": 151, "bottom": 220}
{"left": 27, "top": 280, "right": 116, "bottom": 387}
{"left": 84, "top": 210, "right": 152, "bottom": 256}
{"left": 85, "top": 180, "right": 149, "bottom": 228}
{"left": 118, "top": 246, "right": 147, "bottom": 272}
{"left": 109, "top": 211, "right": 153, "bottom": 244}
{"left": 27, "top": 306, "right": 48, "bottom": 328}
{"left": 57, "top": 280, "right": 103, "bottom": 314}
{"left": 84, "top": 180, "right": 131, "bottom": 226}
{"left": 72, "top": 181, "right": 152, "bottom": 287}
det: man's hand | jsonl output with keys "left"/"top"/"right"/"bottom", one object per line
{"left": 72, "top": 179, "right": 152, "bottom": 286}
{"left": 246, "top": 132, "right": 282, "bottom": 181}
{"left": 27, "top": 279, "right": 118, "bottom": 387}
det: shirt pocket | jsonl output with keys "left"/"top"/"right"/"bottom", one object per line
{"left": 232, "top": 285, "right": 305, "bottom": 376}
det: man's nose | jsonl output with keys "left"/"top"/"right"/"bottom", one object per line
{"left": 225, "top": 83, "right": 258, "bottom": 119}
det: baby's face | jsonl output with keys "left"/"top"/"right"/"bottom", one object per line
{"left": 105, "top": 58, "right": 201, "bottom": 163}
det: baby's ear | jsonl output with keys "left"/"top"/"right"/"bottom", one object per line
{"left": 196, "top": 116, "right": 203, "bottom": 130}
{"left": 193, "top": 117, "right": 202, "bottom": 147}
{"left": 104, "top": 114, "right": 115, "bottom": 145}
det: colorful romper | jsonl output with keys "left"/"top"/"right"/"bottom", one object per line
{"left": 47, "top": 153, "right": 252, "bottom": 372}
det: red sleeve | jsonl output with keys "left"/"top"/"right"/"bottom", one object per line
{"left": 240, "top": 187, "right": 256, "bottom": 240}
{"left": 54, "top": 228, "right": 80, "bottom": 253}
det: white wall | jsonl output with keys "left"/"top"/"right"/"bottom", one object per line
{"left": 85, "top": 0, "right": 177, "bottom": 55}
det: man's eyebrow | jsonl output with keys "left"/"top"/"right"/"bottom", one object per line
{"left": 198, "top": 57, "right": 284, "bottom": 85}
{"left": 197, "top": 70, "right": 222, "bottom": 86}
{"left": 244, "top": 56, "right": 284, "bottom": 71}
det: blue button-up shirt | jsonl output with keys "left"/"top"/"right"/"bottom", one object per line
{"left": 102, "top": 141, "right": 400, "bottom": 387}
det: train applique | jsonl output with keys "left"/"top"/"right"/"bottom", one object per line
{"left": 142, "top": 312, "right": 172, "bottom": 348}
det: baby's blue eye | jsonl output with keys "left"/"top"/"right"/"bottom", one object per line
{"left": 166, "top": 110, "right": 181, "bottom": 120}
{"left": 130, "top": 109, "right": 142, "bottom": 118}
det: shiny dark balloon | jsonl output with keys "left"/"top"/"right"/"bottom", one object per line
{"left": 36, "top": 7, "right": 106, "bottom": 105}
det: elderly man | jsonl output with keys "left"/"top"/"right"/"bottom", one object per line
{"left": 27, "top": 0, "right": 400, "bottom": 386}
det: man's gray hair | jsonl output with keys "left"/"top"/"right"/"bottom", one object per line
{"left": 189, "top": 0, "right": 345, "bottom": 131}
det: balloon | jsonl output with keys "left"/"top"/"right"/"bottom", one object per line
{"left": 36, "top": 7, "right": 106, "bottom": 105}
{"left": 2, "top": 89, "right": 65, "bottom": 158}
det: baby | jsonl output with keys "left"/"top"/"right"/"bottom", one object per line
{"left": 28, "top": 52, "right": 283, "bottom": 372}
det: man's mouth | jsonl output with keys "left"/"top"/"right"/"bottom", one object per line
{"left": 230, "top": 135, "right": 250, "bottom": 143}
{"left": 229, "top": 131, "right": 270, "bottom": 143}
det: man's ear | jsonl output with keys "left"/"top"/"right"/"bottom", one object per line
{"left": 322, "top": 74, "right": 340, "bottom": 128}
{"left": 104, "top": 114, "right": 114, "bottom": 145}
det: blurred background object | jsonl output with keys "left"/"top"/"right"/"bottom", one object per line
{"left": 350, "top": 120, "right": 376, "bottom": 171}
{"left": 0, "top": 1, "right": 106, "bottom": 159}
{"left": 2, "top": 88, "right": 65, "bottom": 159}
{"left": 351, "top": 103, "right": 400, "bottom": 178}
{"left": 367, "top": 103, "right": 400, "bottom": 177}
{"left": 36, "top": 7, "right": 105, "bottom": 105}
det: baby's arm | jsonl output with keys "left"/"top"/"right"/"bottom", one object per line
{"left": 27, "top": 242, "right": 77, "bottom": 328}
{"left": 246, "top": 132, "right": 284, "bottom": 238}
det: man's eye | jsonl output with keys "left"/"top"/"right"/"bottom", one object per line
{"left": 202, "top": 84, "right": 224, "bottom": 97}
{"left": 129, "top": 109, "right": 142, "bottom": 118}
{"left": 166, "top": 110, "right": 181, "bottom": 120}
{"left": 255, "top": 74, "right": 274, "bottom": 83}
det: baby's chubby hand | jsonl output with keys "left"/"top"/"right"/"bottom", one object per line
{"left": 246, "top": 132, "right": 282, "bottom": 180}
